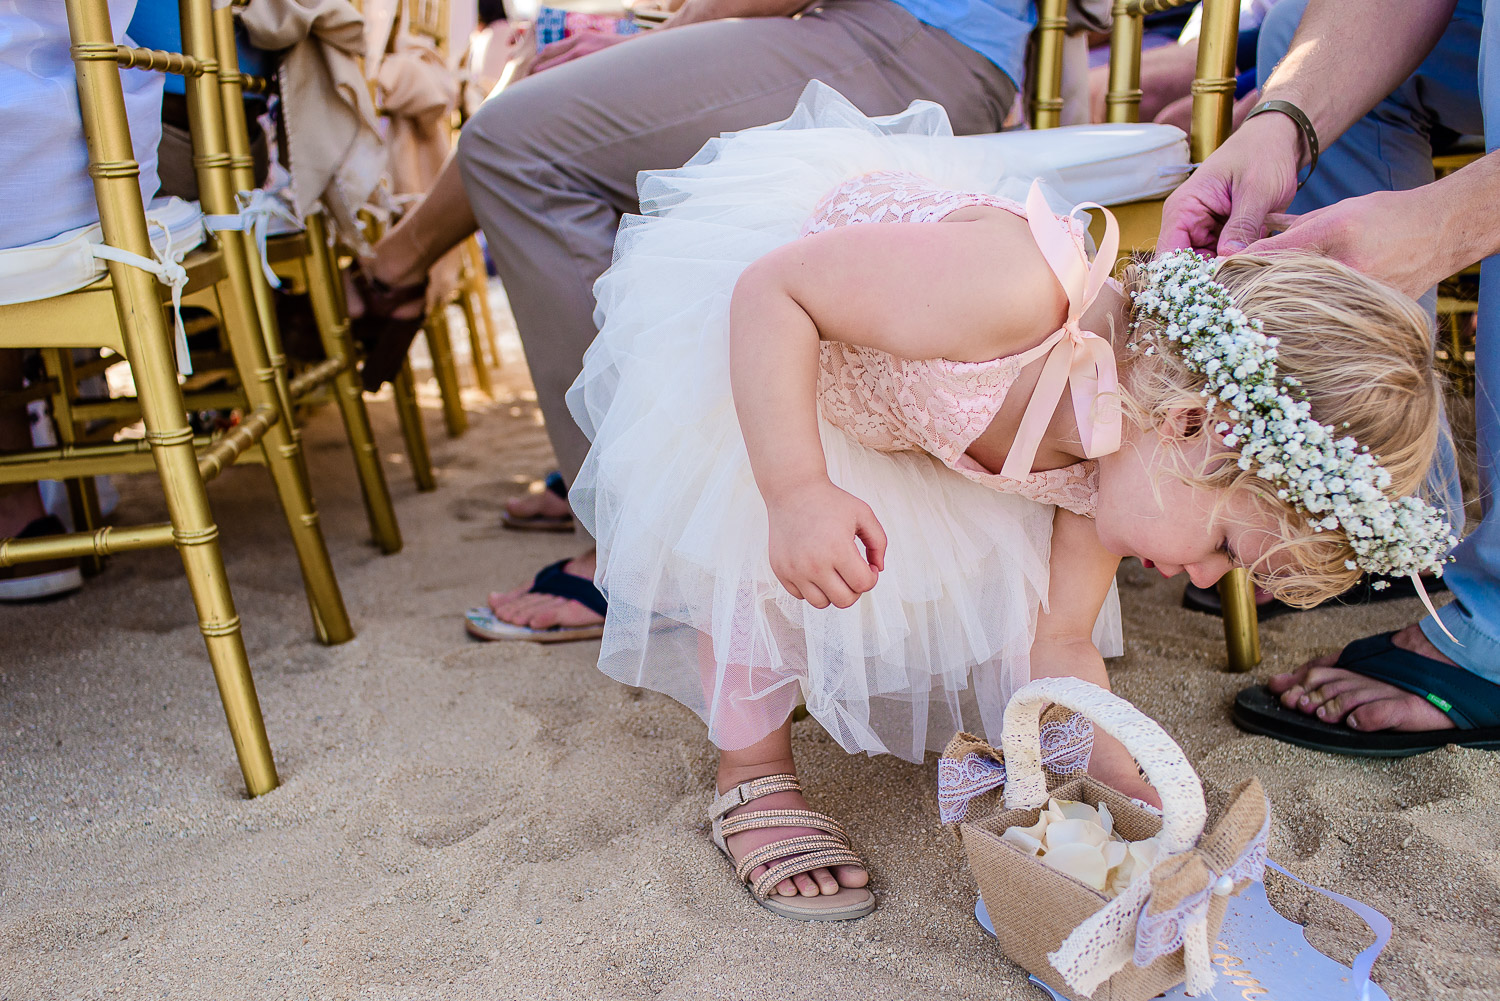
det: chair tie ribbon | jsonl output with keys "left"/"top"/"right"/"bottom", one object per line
{"left": 999, "top": 181, "right": 1122, "bottom": 482}
{"left": 88, "top": 222, "right": 192, "bottom": 377}
{"left": 204, "top": 189, "right": 304, "bottom": 289}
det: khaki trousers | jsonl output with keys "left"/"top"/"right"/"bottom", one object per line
{"left": 456, "top": 0, "right": 1016, "bottom": 490}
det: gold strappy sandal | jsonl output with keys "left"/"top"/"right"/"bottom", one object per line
{"left": 709, "top": 773, "right": 875, "bottom": 922}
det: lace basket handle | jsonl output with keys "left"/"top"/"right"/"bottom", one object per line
{"left": 1001, "top": 677, "right": 1206, "bottom": 856}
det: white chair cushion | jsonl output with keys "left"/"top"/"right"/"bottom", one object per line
{"left": 956, "top": 123, "right": 1191, "bottom": 208}
{"left": 0, "top": 196, "right": 206, "bottom": 307}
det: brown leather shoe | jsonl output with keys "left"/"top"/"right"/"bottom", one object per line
{"left": 348, "top": 263, "right": 429, "bottom": 392}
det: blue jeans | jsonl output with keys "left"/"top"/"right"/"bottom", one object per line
{"left": 1259, "top": 0, "right": 1497, "bottom": 682}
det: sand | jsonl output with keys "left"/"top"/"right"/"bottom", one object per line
{"left": 2, "top": 296, "right": 1498, "bottom": 1001}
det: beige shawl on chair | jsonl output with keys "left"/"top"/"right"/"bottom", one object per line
{"left": 240, "top": 0, "right": 386, "bottom": 244}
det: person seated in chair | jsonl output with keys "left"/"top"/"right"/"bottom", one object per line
{"left": 0, "top": 0, "right": 166, "bottom": 602}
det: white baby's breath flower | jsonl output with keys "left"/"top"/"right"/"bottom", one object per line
{"left": 1131, "top": 250, "right": 1453, "bottom": 579}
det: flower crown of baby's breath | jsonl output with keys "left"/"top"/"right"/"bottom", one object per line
{"left": 1127, "top": 250, "right": 1456, "bottom": 582}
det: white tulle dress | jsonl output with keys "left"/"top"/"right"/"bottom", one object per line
{"left": 565, "top": 82, "right": 1123, "bottom": 762}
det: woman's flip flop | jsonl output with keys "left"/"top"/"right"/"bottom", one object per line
{"left": 464, "top": 558, "right": 606, "bottom": 643}
{"left": 1231, "top": 631, "right": 1500, "bottom": 757}
{"left": 500, "top": 471, "right": 575, "bottom": 533}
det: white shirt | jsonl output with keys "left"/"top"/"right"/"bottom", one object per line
{"left": 0, "top": 0, "right": 163, "bottom": 250}
{"left": 1177, "top": 0, "right": 1282, "bottom": 45}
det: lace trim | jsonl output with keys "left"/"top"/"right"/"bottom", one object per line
{"left": 1132, "top": 812, "right": 1271, "bottom": 969}
{"left": 936, "top": 713, "right": 1094, "bottom": 824}
{"left": 804, "top": 171, "right": 1098, "bottom": 515}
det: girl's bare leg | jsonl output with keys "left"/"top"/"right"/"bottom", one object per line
{"left": 717, "top": 717, "right": 869, "bottom": 897}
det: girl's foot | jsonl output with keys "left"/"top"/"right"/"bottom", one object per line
{"left": 487, "top": 551, "right": 604, "bottom": 632}
{"left": 1268, "top": 623, "right": 1456, "bottom": 732}
{"left": 500, "top": 473, "right": 575, "bottom": 532}
{"left": 718, "top": 785, "right": 869, "bottom": 898}
{"left": 709, "top": 771, "right": 874, "bottom": 921}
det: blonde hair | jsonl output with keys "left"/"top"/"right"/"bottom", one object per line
{"left": 1119, "top": 250, "right": 1443, "bottom": 607}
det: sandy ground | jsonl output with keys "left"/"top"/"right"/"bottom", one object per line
{"left": 2, "top": 295, "right": 1498, "bottom": 1001}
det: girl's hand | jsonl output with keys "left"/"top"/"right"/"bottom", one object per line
{"left": 766, "top": 483, "right": 887, "bottom": 609}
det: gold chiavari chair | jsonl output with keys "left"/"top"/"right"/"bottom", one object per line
{"left": 0, "top": 0, "right": 363, "bottom": 795}
{"left": 209, "top": 5, "right": 405, "bottom": 551}
{"left": 40, "top": 6, "right": 406, "bottom": 556}
{"left": 1030, "top": 0, "right": 1261, "bottom": 672}
{"left": 1433, "top": 139, "right": 1484, "bottom": 396}
{"left": 330, "top": 0, "right": 441, "bottom": 493}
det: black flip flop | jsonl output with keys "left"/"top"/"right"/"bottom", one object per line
{"left": 1231, "top": 631, "right": 1500, "bottom": 757}
{"left": 464, "top": 558, "right": 606, "bottom": 643}
{"left": 1181, "top": 582, "right": 1298, "bottom": 621}
{"left": 348, "top": 265, "right": 430, "bottom": 392}
{"left": 1182, "top": 573, "right": 1449, "bottom": 621}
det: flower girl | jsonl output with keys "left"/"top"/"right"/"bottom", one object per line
{"left": 564, "top": 83, "right": 1452, "bottom": 921}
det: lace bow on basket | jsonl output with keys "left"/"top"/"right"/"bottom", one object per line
{"left": 1049, "top": 778, "right": 1271, "bottom": 997}
{"left": 937, "top": 707, "right": 1095, "bottom": 825}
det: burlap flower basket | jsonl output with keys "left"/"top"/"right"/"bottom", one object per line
{"left": 941, "top": 677, "right": 1270, "bottom": 1001}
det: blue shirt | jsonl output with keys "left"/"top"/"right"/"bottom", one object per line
{"left": 126, "top": 0, "right": 269, "bottom": 96}
{"left": 888, "top": 0, "right": 1035, "bottom": 85}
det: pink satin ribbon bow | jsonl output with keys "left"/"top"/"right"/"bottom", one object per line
{"left": 998, "top": 181, "right": 1123, "bottom": 482}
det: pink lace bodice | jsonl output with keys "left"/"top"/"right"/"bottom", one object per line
{"left": 805, "top": 171, "right": 1099, "bottom": 517}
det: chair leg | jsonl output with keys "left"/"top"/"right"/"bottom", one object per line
{"left": 462, "top": 237, "right": 501, "bottom": 371}
{"left": 304, "top": 212, "right": 402, "bottom": 554}
{"left": 156, "top": 421, "right": 279, "bottom": 795}
{"left": 1219, "top": 568, "right": 1261, "bottom": 672}
{"left": 114, "top": 267, "right": 279, "bottom": 795}
{"left": 392, "top": 358, "right": 437, "bottom": 492}
{"left": 424, "top": 308, "right": 468, "bottom": 438}
{"left": 459, "top": 288, "right": 496, "bottom": 399}
{"left": 40, "top": 349, "right": 106, "bottom": 574}
{"left": 216, "top": 233, "right": 354, "bottom": 645}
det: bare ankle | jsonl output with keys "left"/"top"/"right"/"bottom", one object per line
{"left": 717, "top": 738, "right": 797, "bottom": 794}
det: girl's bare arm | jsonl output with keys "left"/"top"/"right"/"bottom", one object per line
{"left": 728, "top": 215, "right": 1067, "bottom": 607}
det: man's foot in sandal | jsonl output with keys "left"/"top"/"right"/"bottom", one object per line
{"left": 464, "top": 551, "right": 605, "bottom": 642}
{"left": 1232, "top": 623, "right": 1500, "bottom": 756}
{"left": 501, "top": 471, "right": 575, "bottom": 532}
{"left": 710, "top": 773, "right": 873, "bottom": 922}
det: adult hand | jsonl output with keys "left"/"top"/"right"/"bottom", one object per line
{"left": 1158, "top": 113, "right": 1304, "bottom": 256}
{"left": 529, "top": 31, "right": 633, "bottom": 76}
{"left": 1246, "top": 188, "right": 1446, "bottom": 298}
{"left": 766, "top": 483, "right": 887, "bottom": 609}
